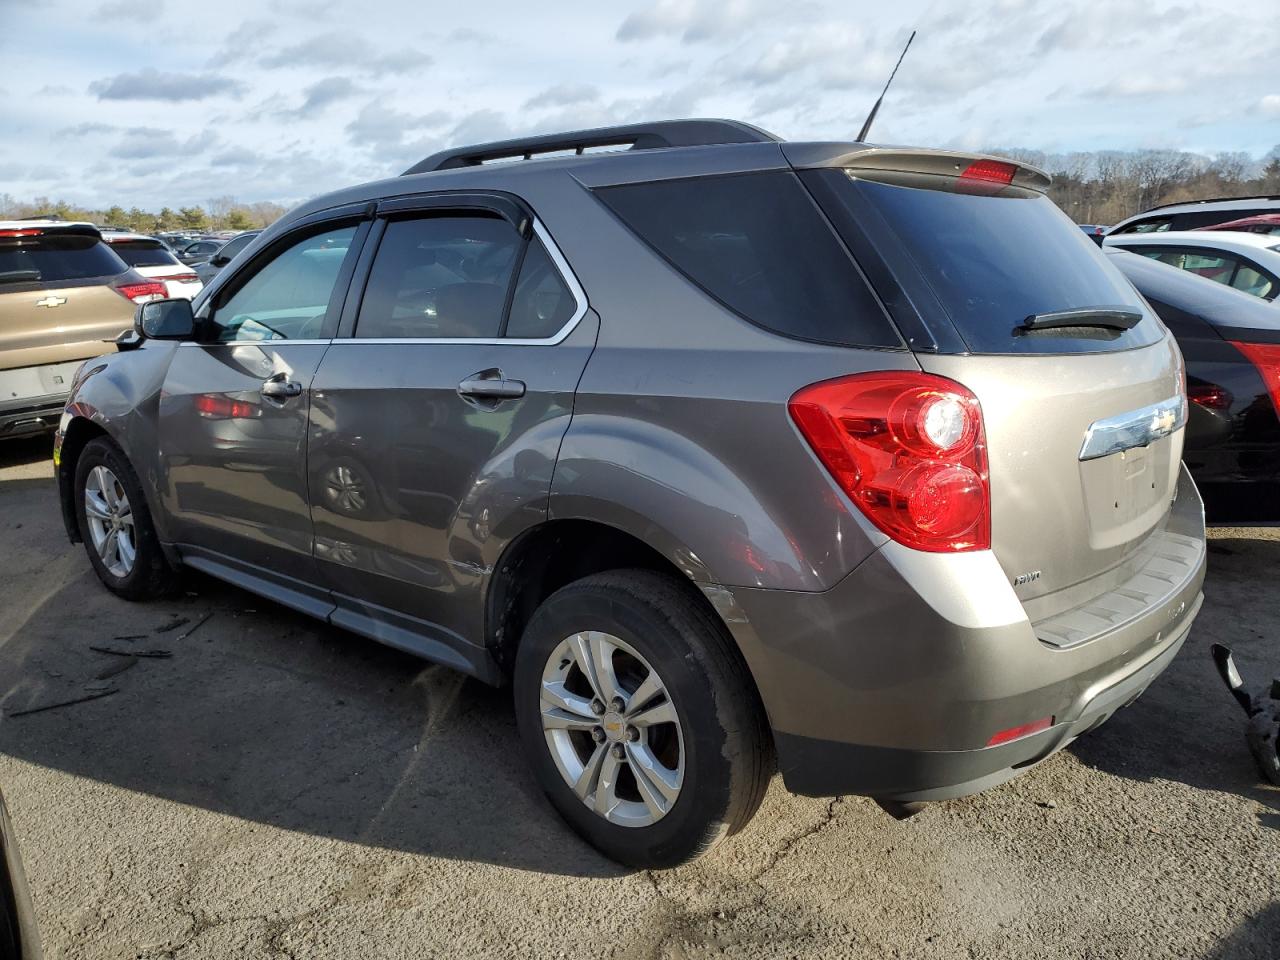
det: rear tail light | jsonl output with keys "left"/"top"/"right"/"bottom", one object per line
{"left": 789, "top": 372, "right": 990, "bottom": 552}
{"left": 1228, "top": 341, "right": 1280, "bottom": 419}
{"left": 113, "top": 280, "right": 167, "bottom": 304}
{"left": 194, "top": 394, "right": 259, "bottom": 419}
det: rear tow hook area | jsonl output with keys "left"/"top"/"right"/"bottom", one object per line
{"left": 1210, "top": 643, "right": 1280, "bottom": 785}
{"left": 875, "top": 799, "right": 927, "bottom": 820}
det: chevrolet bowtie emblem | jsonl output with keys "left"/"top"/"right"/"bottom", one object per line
{"left": 35, "top": 296, "right": 67, "bottom": 308}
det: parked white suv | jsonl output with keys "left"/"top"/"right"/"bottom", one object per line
{"left": 102, "top": 233, "right": 203, "bottom": 299}
{"left": 1105, "top": 230, "right": 1280, "bottom": 301}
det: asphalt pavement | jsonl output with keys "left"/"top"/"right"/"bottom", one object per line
{"left": 0, "top": 434, "right": 1276, "bottom": 959}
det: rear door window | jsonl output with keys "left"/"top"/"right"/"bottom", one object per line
{"left": 595, "top": 171, "right": 901, "bottom": 348}
{"left": 108, "top": 240, "right": 181, "bottom": 268}
{"left": 807, "top": 169, "right": 1162, "bottom": 355}
{"left": 0, "top": 233, "right": 127, "bottom": 285}
{"left": 355, "top": 216, "right": 521, "bottom": 339}
{"left": 1128, "top": 246, "right": 1278, "bottom": 300}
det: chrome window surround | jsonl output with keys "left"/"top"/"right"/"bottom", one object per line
{"left": 181, "top": 218, "right": 588, "bottom": 348}
{"left": 1078, "top": 394, "right": 1187, "bottom": 462}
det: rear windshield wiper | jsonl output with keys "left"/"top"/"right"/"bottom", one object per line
{"left": 1021, "top": 306, "right": 1143, "bottom": 332}
{"left": 0, "top": 269, "right": 41, "bottom": 284}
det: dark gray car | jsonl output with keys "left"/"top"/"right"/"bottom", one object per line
{"left": 192, "top": 231, "right": 261, "bottom": 286}
{"left": 53, "top": 120, "right": 1206, "bottom": 868}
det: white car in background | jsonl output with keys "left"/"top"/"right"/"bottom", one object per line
{"left": 101, "top": 233, "right": 203, "bottom": 299}
{"left": 1104, "top": 230, "right": 1280, "bottom": 302}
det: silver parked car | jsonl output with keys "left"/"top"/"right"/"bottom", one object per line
{"left": 54, "top": 120, "right": 1206, "bottom": 867}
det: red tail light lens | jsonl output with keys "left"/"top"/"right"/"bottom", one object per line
{"left": 0, "top": 228, "right": 44, "bottom": 238}
{"left": 789, "top": 372, "right": 990, "bottom": 552}
{"left": 1228, "top": 340, "right": 1280, "bottom": 419}
{"left": 113, "top": 280, "right": 168, "bottom": 304}
{"left": 194, "top": 394, "right": 259, "bottom": 419}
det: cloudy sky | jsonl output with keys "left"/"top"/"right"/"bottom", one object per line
{"left": 1, "top": 0, "right": 1276, "bottom": 210}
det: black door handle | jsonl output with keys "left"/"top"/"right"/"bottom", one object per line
{"left": 458, "top": 370, "right": 526, "bottom": 401}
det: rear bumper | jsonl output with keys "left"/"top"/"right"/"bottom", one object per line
{"left": 775, "top": 596, "right": 1197, "bottom": 799}
{"left": 709, "top": 462, "right": 1207, "bottom": 800}
{"left": 0, "top": 395, "right": 64, "bottom": 439}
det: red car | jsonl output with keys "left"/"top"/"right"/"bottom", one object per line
{"left": 1197, "top": 213, "right": 1280, "bottom": 236}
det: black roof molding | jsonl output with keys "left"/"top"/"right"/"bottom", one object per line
{"left": 402, "top": 119, "right": 782, "bottom": 175}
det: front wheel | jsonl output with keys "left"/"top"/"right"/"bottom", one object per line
{"left": 513, "top": 569, "right": 772, "bottom": 868}
{"left": 74, "top": 437, "right": 177, "bottom": 601}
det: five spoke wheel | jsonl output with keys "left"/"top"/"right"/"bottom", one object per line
{"left": 83, "top": 465, "right": 136, "bottom": 578}
{"left": 540, "top": 630, "right": 684, "bottom": 827}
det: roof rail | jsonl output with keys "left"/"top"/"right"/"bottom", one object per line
{"left": 402, "top": 118, "right": 781, "bottom": 175}
{"left": 1146, "top": 194, "right": 1280, "bottom": 212}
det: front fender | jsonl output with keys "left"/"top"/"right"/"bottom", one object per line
{"left": 55, "top": 340, "right": 179, "bottom": 541}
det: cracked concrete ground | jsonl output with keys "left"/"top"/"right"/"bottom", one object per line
{"left": 0, "top": 433, "right": 1277, "bottom": 959}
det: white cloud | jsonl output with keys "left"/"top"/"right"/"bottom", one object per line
{"left": 1259, "top": 95, "right": 1280, "bottom": 118}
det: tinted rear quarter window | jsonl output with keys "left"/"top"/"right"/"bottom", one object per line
{"left": 0, "top": 234, "right": 127, "bottom": 284}
{"left": 596, "top": 171, "right": 901, "bottom": 348}
{"left": 810, "top": 170, "right": 1162, "bottom": 355}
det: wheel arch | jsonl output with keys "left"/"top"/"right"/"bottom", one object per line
{"left": 56, "top": 416, "right": 112, "bottom": 543}
{"left": 484, "top": 519, "right": 768, "bottom": 727}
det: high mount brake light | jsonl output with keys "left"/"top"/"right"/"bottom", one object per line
{"left": 113, "top": 280, "right": 167, "bottom": 304}
{"left": 957, "top": 159, "right": 1018, "bottom": 196}
{"left": 789, "top": 372, "right": 991, "bottom": 552}
{"left": 1228, "top": 340, "right": 1280, "bottom": 420}
{"left": 0, "top": 229, "right": 44, "bottom": 238}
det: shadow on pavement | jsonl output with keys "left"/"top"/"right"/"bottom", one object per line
{"left": 1203, "top": 902, "right": 1280, "bottom": 960}
{"left": 0, "top": 435, "right": 54, "bottom": 470}
{"left": 0, "top": 560, "right": 626, "bottom": 879}
{"left": 1070, "top": 533, "right": 1280, "bottom": 831}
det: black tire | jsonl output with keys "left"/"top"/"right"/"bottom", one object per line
{"left": 513, "top": 569, "right": 772, "bottom": 869}
{"left": 74, "top": 436, "right": 178, "bottom": 601}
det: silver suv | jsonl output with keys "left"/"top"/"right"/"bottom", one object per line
{"left": 54, "top": 120, "right": 1207, "bottom": 868}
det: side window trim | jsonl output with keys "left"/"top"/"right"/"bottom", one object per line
{"left": 336, "top": 204, "right": 587, "bottom": 345}
{"left": 196, "top": 214, "right": 372, "bottom": 345}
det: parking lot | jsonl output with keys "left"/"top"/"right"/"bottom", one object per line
{"left": 0, "top": 433, "right": 1275, "bottom": 959}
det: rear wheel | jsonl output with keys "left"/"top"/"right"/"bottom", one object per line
{"left": 513, "top": 569, "right": 771, "bottom": 868}
{"left": 74, "top": 437, "right": 177, "bottom": 600}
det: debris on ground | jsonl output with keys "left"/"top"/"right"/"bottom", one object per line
{"left": 154, "top": 617, "right": 190, "bottom": 634}
{"left": 94, "top": 657, "right": 138, "bottom": 680}
{"left": 1210, "top": 643, "right": 1280, "bottom": 785}
{"left": 177, "top": 612, "right": 214, "bottom": 641}
{"left": 89, "top": 645, "right": 171, "bottom": 659}
{"left": 4, "top": 688, "right": 119, "bottom": 718}
{"left": 111, "top": 634, "right": 146, "bottom": 641}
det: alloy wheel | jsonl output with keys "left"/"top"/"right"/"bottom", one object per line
{"left": 539, "top": 631, "right": 685, "bottom": 827}
{"left": 84, "top": 465, "right": 137, "bottom": 578}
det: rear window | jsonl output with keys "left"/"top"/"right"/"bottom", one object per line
{"left": 108, "top": 239, "right": 181, "bottom": 268}
{"left": 0, "top": 233, "right": 127, "bottom": 285}
{"left": 595, "top": 171, "right": 902, "bottom": 348}
{"left": 810, "top": 170, "right": 1162, "bottom": 354}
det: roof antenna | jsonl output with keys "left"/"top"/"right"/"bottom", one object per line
{"left": 856, "top": 29, "right": 916, "bottom": 143}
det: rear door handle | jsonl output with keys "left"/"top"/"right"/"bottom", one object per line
{"left": 457, "top": 371, "right": 526, "bottom": 401}
{"left": 261, "top": 374, "right": 303, "bottom": 399}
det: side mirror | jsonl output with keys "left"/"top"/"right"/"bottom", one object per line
{"left": 136, "top": 298, "right": 196, "bottom": 340}
{"left": 210, "top": 255, "right": 230, "bottom": 267}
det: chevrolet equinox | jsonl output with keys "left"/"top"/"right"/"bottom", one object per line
{"left": 54, "top": 120, "right": 1207, "bottom": 868}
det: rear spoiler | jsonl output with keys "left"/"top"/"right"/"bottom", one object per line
{"left": 0, "top": 222, "right": 103, "bottom": 240}
{"left": 782, "top": 144, "right": 1053, "bottom": 193}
